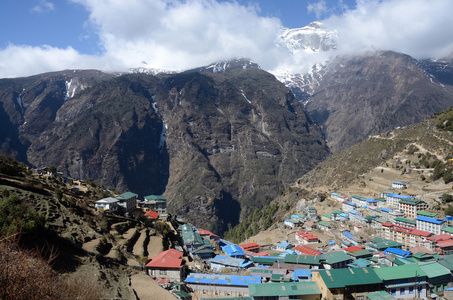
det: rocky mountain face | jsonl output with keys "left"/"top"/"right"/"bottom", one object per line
{"left": 0, "top": 63, "right": 329, "bottom": 234}
{"left": 282, "top": 51, "right": 453, "bottom": 153}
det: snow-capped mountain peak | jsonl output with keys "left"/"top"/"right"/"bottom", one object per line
{"left": 277, "top": 21, "right": 337, "bottom": 54}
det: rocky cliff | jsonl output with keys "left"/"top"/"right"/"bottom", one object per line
{"left": 0, "top": 64, "right": 329, "bottom": 233}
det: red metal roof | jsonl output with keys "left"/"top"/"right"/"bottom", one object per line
{"left": 240, "top": 242, "right": 260, "bottom": 251}
{"left": 155, "top": 278, "right": 171, "bottom": 284}
{"left": 296, "top": 231, "right": 319, "bottom": 241}
{"left": 146, "top": 249, "right": 184, "bottom": 269}
{"left": 437, "top": 239, "right": 453, "bottom": 248}
{"left": 295, "top": 245, "right": 322, "bottom": 256}
{"left": 197, "top": 228, "right": 219, "bottom": 238}
{"left": 433, "top": 234, "right": 453, "bottom": 242}
{"left": 344, "top": 246, "right": 363, "bottom": 252}
{"left": 144, "top": 210, "right": 159, "bottom": 220}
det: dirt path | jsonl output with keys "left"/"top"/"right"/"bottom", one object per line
{"left": 130, "top": 272, "right": 175, "bottom": 300}
{"left": 82, "top": 237, "right": 100, "bottom": 253}
{"left": 147, "top": 235, "right": 163, "bottom": 259}
{"left": 133, "top": 229, "right": 147, "bottom": 258}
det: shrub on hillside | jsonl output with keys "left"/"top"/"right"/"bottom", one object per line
{"left": 0, "top": 234, "right": 102, "bottom": 300}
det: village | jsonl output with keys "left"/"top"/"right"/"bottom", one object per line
{"left": 84, "top": 171, "right": 453, "bottom": 300}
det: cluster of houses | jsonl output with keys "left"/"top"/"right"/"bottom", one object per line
{"left": 95, "top": 181, "right": 453, "bottom": 299}
{"left": 94, "top": 192, "right": 168, "bottom": 221}
{"left": 142, "top": 216, "right": 453, "bottom": 299}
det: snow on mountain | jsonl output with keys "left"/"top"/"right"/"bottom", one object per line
{"left": 277, "top": 21, "right": 337, "bottom": 54}
{"left": 273, "top": 21, "right": 337, "bottom": 99}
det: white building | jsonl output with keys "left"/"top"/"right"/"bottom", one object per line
{"left": 416, "top": 216, "right": 446, "bottom": 235}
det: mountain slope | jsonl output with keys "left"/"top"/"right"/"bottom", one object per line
{"left": 292, "top": 51, "right": 453, "bottom": 152}
{"left": 0, "top": 64, "right": 329, "bottom": 233}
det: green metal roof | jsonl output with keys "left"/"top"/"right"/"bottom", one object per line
{"left": 321, "top": 251, "right": 353, "bottom": 264}
{"left": 284, "top": 254, "right": 322, "bottom": 265}
{"left": 418, "top": 261, "right": 451, "bottom": 278}
{"left": 318, "top": 221, "right": 331, "bottom": 227}
{"left": 144, "top": 195, "right": 167, "bottom": 201}
{"left": 317, "top": 267, "right": 381, "bottom": 289}
{"left": 322, "top": 213, "right": 332, "bottom": 218}
{"left": 180, "top": 224, "right": 203, "bottom": 245}
{"left": 442, "top": 227, "right": 453, "bottom": 234}
{"left": 251, "top": 256, "right": 283, "bottom": 265}
{"left": 394, "top": 217, "right": 416, "bottom": 225}
{"left": 374, "top": 264, "right": 426, "bottom": 281}
{"left": 248, "top": 281, "right": 320, "bottom": 297}
{"left": 417, "top": 211, "right": 437, "bottom": 217}
{"left": 200, "top": 297, "right": 252, "bottom": 300}
{"left": 332, "top": 211, "right": 342, "bottom": 214}
{"left": 438, "top": 255, "right": 453, "bottom": 271}
{"left": 347, "top": 249, "right": 374, "bottom": 258}
{"left": 368, "top": 237, "right": 402, "bottom": 250}
{"left": 399, "top": 198, "right": 421, "bottom": 205}
{"left": 365, "top": 290, "right": 396, "bottom": 300}
{"left": 117, "top": 191, "right": 138, "bottom": 199}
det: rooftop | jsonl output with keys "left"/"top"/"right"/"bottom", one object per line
{"left": 374, "top": 264, "right": 426, "bottom": 281}
{"left": 185, "top": 273, "right": 260, "bottom": 287}
{"left": 116, "top": 191, "right": 138, "bottom": 199}
{"left": 248, "top": 281, "right": 320, "bottom": 297}
{"left": 317, "top": 267, "right": 381, "bottom": 289}
{"left": 418, "top": 261, "right": 450, "bottom": 278}
{"left": 321, "top": 251, "right": 353, "bottom": 264}
{"left": 416, "top": 216, "right": 445, "bottom": 224}
{"left": 144, "top": 195, "right": 166, "bottom": 201}
{"left": 145, "top": 249, "right": 184, "bottom": 269}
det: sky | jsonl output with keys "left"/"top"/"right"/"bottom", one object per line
{"left": 0, "top": 0, "right": 452, "bottom": 78}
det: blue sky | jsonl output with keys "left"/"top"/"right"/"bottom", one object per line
{"left": 1, "top": 0, "right": 356, "bottom": 55}
{"left": 0, "top": 0, "right": 452, "bottom": 78}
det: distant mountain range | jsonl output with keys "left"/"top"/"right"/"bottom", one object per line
{"left": 1, "top": 22, "right": 453, "bottom": 234}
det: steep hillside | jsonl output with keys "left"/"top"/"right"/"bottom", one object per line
{"left": 0, "top": 64, "right": 329, "bottom": 233}
{"left": 287, "top": 51, "right": 453, "bottom": 152}
{"left": 226, "top": 108, "right": 453, "bottom": 243}
{"left": 155, "top": 66, "right": 329, "bottom": 233}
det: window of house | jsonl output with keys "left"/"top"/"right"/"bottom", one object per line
{"left": 159, "top": 270, "right": 167, "bottom": 275}
{"left": 409, "top": 287, "right": 414, "bottom": 294}
{"left": 400, "top": 288, "right": 405, "bottom": 295}
{"left": 391, "top": 289, "right": 396, "bottom": 296}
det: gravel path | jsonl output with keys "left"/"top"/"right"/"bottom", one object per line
{"left": 131, "top": 272, "right": 175, "bottom": 300}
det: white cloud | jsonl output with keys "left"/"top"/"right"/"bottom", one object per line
{"left": 307, "top": 0, "right": 328, "bottom": 19}
{"left": 31, "top": 0, "right": 55, "bottom": 13}
{"left": 325, "top": 0, "right": 453, "bottom": 59}
{"left": 1, "top": 0, "right": 453, "bottom": 78}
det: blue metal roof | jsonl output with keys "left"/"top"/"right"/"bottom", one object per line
{"left": 387, "top": 194, "right": 413, "bottom": 199}
{"left": 211, "top": 255, "right": 248, "bottom": 267}
{"left": 347, "top": 202, "right": 356, "bottom": 206}
{"left": 185, "top": 277, "right": 197, "bottom": 283}
{"left": 416, "top": 216, "right": 445, "bottom": 224}
{"left": 199, "top": 278, "right": 212, "bottom": 284}
{"left": 342, "top": 231, "right": 355, "bottom": 239}
{"left": 277, "top": 242, "right": 291, "bottom": 249}
{"left": 381, "top": 208, "right": 392, "bottom": 213}
{"left": 292, "top": 269, "right": 313, "bottom": 281}
{"left": 340, "top": 213, "right": 349, "bottom": 217}
{"left": 349, "top": 209, "right": 358, "bottom": 214}
{"left": 366, "top": 198, "right": 378, "bottom": 203}
{"left": 185, "top": 273, "right": 261, "bottom": 286}
{"left": 393, "top": 181, "right": 406, "bottom": 185}
{"left": 383, "top": 247, "right": 412, "bottom": 258}
{"left": 214, "top": 279, "right": 229, "bottom": 285}
{"left": 223, "top": 244, "right": 245, "bottom": 256}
